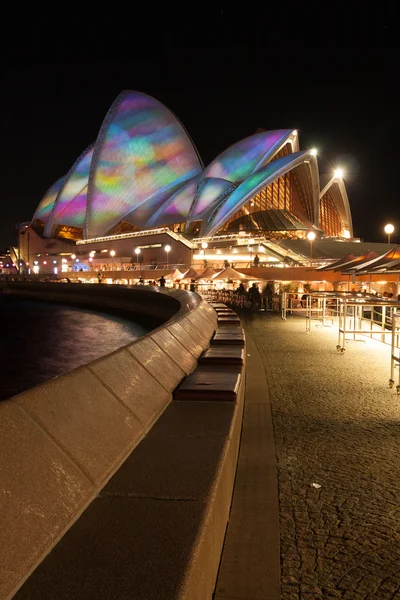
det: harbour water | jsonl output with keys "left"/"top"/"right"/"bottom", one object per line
{"left": 0, "top": 296, "right": 157, "bottom": 401}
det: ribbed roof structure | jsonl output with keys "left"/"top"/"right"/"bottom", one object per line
{"left": 31, "top": 91, "right": 353, "bottom": 242}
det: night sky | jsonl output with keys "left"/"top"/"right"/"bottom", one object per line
{"left": 2, "top": 8, "right": 399, "bottom": 247}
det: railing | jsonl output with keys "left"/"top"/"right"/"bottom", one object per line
{"left": 76, "top": 228, "right": 195, "bottom": 249}
{"left": 390, "top": 311, "right": 400, "bottom": 393}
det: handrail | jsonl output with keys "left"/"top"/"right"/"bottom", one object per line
{"left": 76, "top": 228, "right": 195, "bottom": 249}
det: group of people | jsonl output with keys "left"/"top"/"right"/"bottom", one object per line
{"left": 235, "top": 282, "right": 262, "bottom": 310}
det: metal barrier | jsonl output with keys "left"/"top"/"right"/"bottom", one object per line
{"left": 336, "top": 298, "right": 400, "bottom": 353}
{"left": 389, "top": 311, "right": 400, "bottom": 393}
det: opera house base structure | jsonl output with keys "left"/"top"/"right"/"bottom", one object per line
{"left": 4, "top": 89, "right": 399, "bottom": 297}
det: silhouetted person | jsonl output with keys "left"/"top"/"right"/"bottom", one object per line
{"left": 253, "top": 254, "right": 260, "bottom": 267}
{"left": 248, "top": 283, "right": 261, "bottom": 310}
{"left": 159, "top": 275, "right": 166, "bottom": 287}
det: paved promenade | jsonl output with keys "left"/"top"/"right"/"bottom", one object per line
{"left": 239, "top": 312, "right": 399, "bottom": 600}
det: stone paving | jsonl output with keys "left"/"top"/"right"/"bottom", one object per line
{"left": 242, "top": 311, "right": 400, "bottom": 600}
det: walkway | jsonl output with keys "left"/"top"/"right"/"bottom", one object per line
{"left": 225, "top": 311, "right": 400, "bottom": 600}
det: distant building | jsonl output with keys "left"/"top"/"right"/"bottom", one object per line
{"left": 15, "top": 90, "right": 359, "bottom": 276}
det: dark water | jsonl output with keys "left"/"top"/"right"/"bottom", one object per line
{"left": 0, "top": 296, "right": 158, "bottom": 401}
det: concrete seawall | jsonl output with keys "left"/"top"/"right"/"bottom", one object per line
{"left": 0, "top": 284, "right": 245, "bottom": 599}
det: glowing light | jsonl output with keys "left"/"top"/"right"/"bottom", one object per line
{"left": 110, "top": 250, "right": 116, "bottom": 257}
{"left": 71, "top": 254, "right": 76, "bottom": 259}
{"left": 135, "top": 248, "right": 141, "bottom": 255}
{"left": 89, "top": 257, "right": 93, "bottom": 262}
{"left": 165, "top": 244, "right": 171, "bottom": 268}
{"left": 62, "top": 258, "right": 67, "bottom": 263}
{"left": 310, "top": 148, "right": 318, "bottom": 156}
{"left": 334, "top": 168, "right": 344, "bottom": 178}
{"left": 53, "top": 260, "right": 57, "bottom": 264}
{"left": 201, "top": 242, "right": 208, "bottom": 249}
{"left": 384, "top": 223, "right": 394, "bottom": 235}
{"left": 307, "top": 231, "right": 316, "bottom": 241}
{"left": 343, "top": 229, "right": 351, "bottom": 239}
{"left": 89, "top": 251, "right": 95, "bottom": 258}
{"left": 43, "top": 261, "right": 47, "bottom": 265}
{"left": 384, "top": 223, "right": 395, "bottom": 244}
{"left": 75, "top": 258, "right": 79, "bottom": 263}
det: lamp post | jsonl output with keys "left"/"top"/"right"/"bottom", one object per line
{"left": 384, "top": 223, "right": 394, "bottom": 245}
{"left": 307, "top": 231, "right": 316, "bottom": 265}
{"left": 135, "top": 247, "right": 141, "bottom": 267}
{"left": 110, "top": 249, "right": 116, "bottom": 271}
{"left": 165, "top": 245, "right": 171, "bottom": 269}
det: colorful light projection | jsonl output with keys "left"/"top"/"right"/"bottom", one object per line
{"left": 45, "top": 145, "right": 94, "bottom": 235}
{"left": 55, "top": 186, "right": 88, "bottom": 228}
{"left": 189, "top": 177, "right": 234, "bottom": 219}
{"left": 33, "top": 176, "right": 66, "bottom": 223}
{"left": 85, "top": 91, "right": 203, "bottom": 238}
{"left": 205, "top": 152, "right": 307, "bottom": 237}
{"left": 148, "top": 177, "right": 199, "bottom": 227}
{"left": 202, "top": 130, "right": 293, "bottom": 183}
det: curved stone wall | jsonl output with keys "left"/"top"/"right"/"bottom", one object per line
{"left": 0, "top": 284, "right": 244, "bottom": 600}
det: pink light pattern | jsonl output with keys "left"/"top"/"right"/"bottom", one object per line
{"left": 205, "top": 152, "right": 307, "bottom": 236}
{"left": 46, "top": 145, "right": 94, "bottom": 234}
{"left": 190, "top": 177, "right": 234, "bottom": 218}
{"left": 33, "top": 176, "right": 65, "bottom": 223}
{"left": 202, "top": 130, "right": 293, "bottom": 183}
{"left": 148, "top": 177, "right": 199, "bottom": 227}
{"left": 86, "top": 91, "right": 203, "bottom": 238}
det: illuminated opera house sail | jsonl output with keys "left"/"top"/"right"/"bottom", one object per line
{"left": 31, "top": 90, "right": 353, "bottom": 243}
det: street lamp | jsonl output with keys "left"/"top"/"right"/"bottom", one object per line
{"left": 165, "top": 245, "right": 171, "bottom": 269}
{"left": 384, "top": 223, "right": 394, "bottom": 245}
{"left": 307, "top": 231, "right": 316, "bottom": 264}
{"left": 201, "top": 242, "right": 208, "bottom": 249}
{"left": 109, "top": 250, "right": 116, "bottom": 257}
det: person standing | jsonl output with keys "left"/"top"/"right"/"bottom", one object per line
{"left": 159, "top": 275, "right": 166, "bottom": 287}
{"left": 248, "top": 283, "right": 261, "bottom": 311}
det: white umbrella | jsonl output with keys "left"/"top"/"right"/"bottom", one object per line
{"left": 180, "top": 267, "right": 200, "bottom": 280}
{"left": 211, "top": 266, "right": 253, "bottom": 281}
{"left": 165, "top": 268, "right": 184, "bottom": 280}
{"left": 195, "top": 267, "right": 218, "bottom": 280}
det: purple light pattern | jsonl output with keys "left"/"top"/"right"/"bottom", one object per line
{"left": 33, "top": 176, "right": 65, "bottom": 222}
{"left": 86, "top": 91, "right": 203, "bottom": 238}
{"left": 205, "top": 152, "right": 306, "bottom": 236}
{"left": 190, "top": 177, "right": 233, "bottom": 218}
{"left": 148, "top": 177, "right": 199, "bottom": 227}
{"left": 56, "top": 187, "right": 88, "bottom": 227}
{"left": 49, "top": 146, "right": 94, "bottom": 230}
{"left": 202, "top": 130, "right": 292, "bottom": 183}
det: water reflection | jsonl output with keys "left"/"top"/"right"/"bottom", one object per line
{"left": 0, "top": 297, "right": 157, "bottom": 401}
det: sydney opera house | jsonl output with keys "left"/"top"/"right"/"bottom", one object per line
{"left": 8, "top": 90, "right": 399, "bottom": 293}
